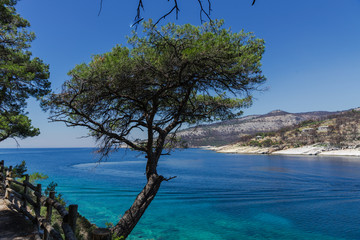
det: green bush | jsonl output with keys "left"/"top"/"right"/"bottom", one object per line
{"left": 12, "top": 161, "right": 27, "bottom": 178}
{"left": 29, "top": 172, "right": 48, "bottom": 182}
{"left": 249, "top": 140, "right": 261, "bottom": 147}
{"left": 261, "top": 139, "right": 274, "bottom": 147}
{"left": 45, "top": 181, "right": 66, "bottom": 206}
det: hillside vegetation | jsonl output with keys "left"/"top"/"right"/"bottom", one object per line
{"left": 178, "top": 110, "right": 338, "bottom": 147}
{"left": 221, "top": 109, "right": 360, "bottom": 151}
{"left": 234, "top": 109, "right": 360, "bottom": 150}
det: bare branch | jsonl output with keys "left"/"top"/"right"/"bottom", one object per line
{"left": 197, "top": 0, "right": 212, "bottom": 23}
{"left": 133, "top": 0, "right": 145, "bottom": 26}
{"left": 153, "top": 5, "right": 178, "bottom": 26}
{"left": 163, "top": 176, "right": 177, "bottom": 181}
{"left": 98, "top": 0, "right": 103, "bottom": 16}
{"left": 98, "top": 1, "right": 257, "bottom": 28}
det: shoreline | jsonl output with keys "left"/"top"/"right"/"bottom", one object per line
{"left": 202, "top": 145, "right": 360, "bottom": 157}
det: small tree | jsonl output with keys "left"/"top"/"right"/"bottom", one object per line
{"left": 12, "top": 160, "right": 27, "bottom": 178}
{"left": 46, "top": 20, "right": 265, "bottom": 238}
{"left": 0, "top": 0, "right": 50, "bottom": 143}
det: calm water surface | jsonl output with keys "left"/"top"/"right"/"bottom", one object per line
{"left": 1, "top": 148, "right": 360, "bottom": 240}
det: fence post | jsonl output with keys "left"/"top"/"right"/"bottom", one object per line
{"left": 23, "top": 174, "right": 29, "bottom": 209}
{"left": 0, "top": 160, "right": 4, "bottom": 181}
{"left": 44, "top": 191, "right": 55, "bottom": 240}
{"left": 5, "top": 166, "right": 12, "bottom": 199}
{"left": 68, "top": 204, "right": 78, "bottom": 234}
{"left": 35, "top": 184, "right": 42, "bottom": 216}
{"left": 46, "top": 191, "right": 55, "bottom": 221}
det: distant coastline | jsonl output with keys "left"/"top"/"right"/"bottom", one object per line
{"left": 203, "top": 144, "right": 360, "bottom": 157}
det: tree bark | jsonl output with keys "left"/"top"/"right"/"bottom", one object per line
{"left": 145, "top": 157, "right": 158, "bottom": 180}
{"left": 112, "top": 173, "right": 164, "bottom": 239}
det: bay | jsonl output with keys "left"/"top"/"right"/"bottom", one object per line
{"left": 1, "top": 148, "right": 360, "bottom": 240}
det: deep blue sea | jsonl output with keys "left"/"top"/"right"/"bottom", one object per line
{"left": 1, "top": 148, "right": 360, "bottom": 240}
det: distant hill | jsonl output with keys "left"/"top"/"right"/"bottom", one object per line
{"left": 236, "top": 108, "right": 360, "bottom": 150}
{"left": 178, "top": 109, "right": 340, "bottom": 147}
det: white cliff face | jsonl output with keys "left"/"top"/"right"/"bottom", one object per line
{"left": 177, "top": 110, "right": 337, "bottom": 147}
{"left": 212, "top": 144, "right": 360, "bottom": 157}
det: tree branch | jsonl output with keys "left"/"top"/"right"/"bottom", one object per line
{"left": 98, "top": 0, "right": 103, "bottom": 16}
{"left": 98, "top": 0, "right": 257, "bottom": 27}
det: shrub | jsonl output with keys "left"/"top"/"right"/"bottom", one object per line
{"left": 261, "top": 139, "right": 274, "bottom": 147}
{"left": 12, "top": 161, "right": 27, "bottom": 178}
{"left": 249, "top": 140, "right": 261, "bottom": 147}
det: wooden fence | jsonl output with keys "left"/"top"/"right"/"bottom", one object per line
{"left": 0, "top": 160, "right": 78, "bottom": 240}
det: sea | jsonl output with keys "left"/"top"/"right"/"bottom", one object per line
{"left": 1, "top": 148, "right": 360, "bottom": 240}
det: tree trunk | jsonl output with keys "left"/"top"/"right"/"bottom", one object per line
{"left": 112, "top": 174, "right": 164, "bottom": 239}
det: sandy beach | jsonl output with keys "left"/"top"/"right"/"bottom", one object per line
{"left": 207, "top": 144, "right": 360, "bottom": 157}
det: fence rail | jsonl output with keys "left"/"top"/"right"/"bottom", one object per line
{"left": 0, "top": 160, "right": 78, "bottom": 240}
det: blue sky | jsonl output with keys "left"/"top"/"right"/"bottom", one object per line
{"left": 2, "top": 0, "right": 360, "bottom": 148}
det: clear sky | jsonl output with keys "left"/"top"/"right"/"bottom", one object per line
{"left": 2, "top": 0, "right": 360, "bottom": 148}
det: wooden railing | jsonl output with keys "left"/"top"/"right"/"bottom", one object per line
{"left": 0, "top": 160, "right": 78, "bottom": 240}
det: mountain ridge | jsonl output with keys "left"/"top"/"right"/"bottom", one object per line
{"left": 178, "top": 109, "right": 345, "bottom": 147}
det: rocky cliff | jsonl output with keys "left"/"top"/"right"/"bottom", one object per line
{"left": 178, "top": 110, "right": 338, "bottom": 147}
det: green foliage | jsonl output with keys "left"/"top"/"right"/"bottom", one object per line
{"left": 45, "top": 20, "right": 265, "bottom": 237}
{"left": 45, "top": 181, "right": 66, "bottom": 206}
{"left": 293, "top": 143, "right": 302, "bottom": 148}
{"left": 11, "top": 161, "right": 48, "bottom": 182}
{"left": 44, "top": 181, "right": 58, "bottom": 195}
{"left": 29, "top": 172, "right": 48, "bottom": 182}
{"left": 248, "top": 139, "right": 276, "bottom": 147}
{"left": 46, "top": 19, "right": 265, "bottom": 155}
{"left": 261, "top": 139, "right": 274, "bottom": 147}
{"left": 259, "top": 132, "right": 276, "bottom": 137}
{"left": 249, "top": 140, "right": 261, "bottom": 147}
{"left": 0, "top": 0, "right": 50, "bottom": 142}
{"left": 12, "top": 160, "right": 27, "bottom": 178}
{"left": 112, "top": 234, "right": 125, "bottom": 240}
{"left": 40, "top": 181, "right": 95, "bottom": 240}
{"left": 75, "top": 213, "right": 97, "bottom": 240}
{"left": 299, "top": 120, "right": 321, "bottom": 128}
{"left": 10, "top": 161, "right": 48, "bottom": 193}
{"left": 6, "top": 160, "right": 97, "bottom": 239}
{"left": 105, "top": 222, "right": 115, "bottom": 228}
{"left": 0, "top": 114, "right": 40, "bottom": 141}
{"left": 39, "top": 206, "right": 62, "bottom": 232}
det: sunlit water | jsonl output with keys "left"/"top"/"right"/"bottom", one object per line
{"left": 1, "top": 148, "right": 360, "bottom": 240}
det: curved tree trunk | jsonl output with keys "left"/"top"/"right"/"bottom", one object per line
{"left": 112, "top": 174, "right": 164, "bottom": 239}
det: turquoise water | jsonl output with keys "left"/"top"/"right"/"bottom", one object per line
{"left": 1, "top": 148, "right": 360, "bottom": 239}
